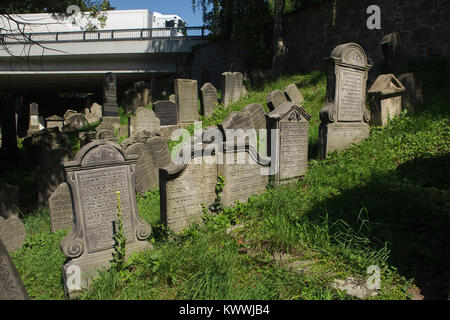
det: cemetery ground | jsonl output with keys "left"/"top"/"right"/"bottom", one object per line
{"left": 2, "top": 58, "right": 449, "bottom": 300}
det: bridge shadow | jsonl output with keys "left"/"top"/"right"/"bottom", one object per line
{"left": 304, "top": 153, "right": 450, "bottom": 299}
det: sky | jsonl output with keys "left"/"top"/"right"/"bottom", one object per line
{"left": 109, "top": 0, "right": 204, "bottom": 26}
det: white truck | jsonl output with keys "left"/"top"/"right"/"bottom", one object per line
{"left": 0, "top": 9, "right": 186, "bottom": 37}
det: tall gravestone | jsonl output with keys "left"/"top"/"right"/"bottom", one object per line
{"left": 102, "top": 72, "right": 120, "bottom": 130}
{"left": 284, "top": 84, "right": 304, "bottom": 106}
{"left": 368, "top": 74, "right": 405, "bottom": 126}
{"left": 60, "top": 141, "right": 152, "bottom": 298}
{"left": 49, "top": 182, "right": 73, "bottom": 233}
{"left": 153, "top": 100, "right": 178, "bottom": 126}
{"left": 221, "top": 72, "right": 244, "bottom": 107}
{"left": 267, "top": 102, "right": 311, "bottom": 183}
{"left": 125, "top": 143, "right": 157, "bottom": 194}
{"left": 175, "top": 79, "right": 199, "bottom": 124}
{"left": 200, "top": 82, "right": 218, "bottom": 117}
{"left": 128, "top": 107, "right": 160, "bottom": 137}
{"left": 242, "top": 103, "right": 267, "bottom": 131}
{"left": 318, "top": 43, "right": 371, "bottom": 158}
{"left": 266, "top": 89, "right": 287, "bottom": 111}
{"left": 0, "top": 239, "right": 29, "bottom": 300}
{"left": 27, "top": 102, "right": 40, "bottom": 135}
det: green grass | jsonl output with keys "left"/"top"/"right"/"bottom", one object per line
{"left": 8, "top": 58, "right": 450, "bottom": 300}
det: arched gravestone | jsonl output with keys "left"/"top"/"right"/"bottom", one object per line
{"left": 0, "top": 239, "right": 29, "bottom": 300}
{"left": 146, "top": 136, "right": 172, "bottom": 171}
{"left": 200, "top": 82, "right": 218, "bottom": 117}
{"left": 318, "top": 43, "right": 371, "bottom": 158}
{"left": 60, "top": 141, "right": 152, "bottom": 298}
{"left": 174, "top": 79, "right": 199, "bottom": 124}
{"left": 266, "top": 102, "right": 311, "bottom": 184}
{"left": 266, "top": 89, "right": 287, "bottom": 111}
{"left": 153, "top": 100, "right": 178, "bottom": 126}
{"left": 0, "top": 216, "right": 26, "bottom": 253}
{"left": 242, "top": 103, "right": 267, "bottom": 131}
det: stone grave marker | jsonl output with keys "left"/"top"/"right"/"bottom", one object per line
{"left": 0, "top": 239, "right": 29, "bottom": 300}
{"left": 60, "top": 140, "right": 152, "bottom": 298}
{"left": 129, "top": 107, "right": 160, "bottom": 137}
{"left": 103, "top": 72, "right": 119, "bottom": 117}
{"left": 46, "top": 115, "right": 64, "bottom": 131}
{"left": 368, "top": 74, "right": 406, "bottom": 126}
{"left": 125, "top": 143, "right": 157, "bottom": 194}
{"left": 27, "top": 102, "right": 40, "bottom": 135}
{"left": 398, "top": 73, "right": 423, "bottom": 112}
{"left": 95, "top": 123, "right": 116, "bottom": 141}
{"left": 219, "top": 111, "right": 254, "bottom": 143}
{"left": 0, "top": 216, "right": 26, "bottom": 253}
{"left": 266, "top": 89, "right": 287, "bottom": 111}
{"left": 267, "top": 101, "right": 311, "bottom": 183}
{"left": 221, "top": 72, "right": 244, "bottom": 107}
{"left": 0, "top": 181, "right": 19, "bottom": 219}
{"left": 318, "top": 43, "right": 371, "bottom": 158}
{"left": 147, "top": 135, "right": 172, "bottom": 171}
{"left": 200, "top": 82, "right": 218, "bottom": 117}
{"left": 242, "top": 103, "right": 267, "bottom": 131}
{"left": 49, "top": 182, "right": 74, "bottom": 233}
{"left": 284, "top": 84, "right": 304, "bottom": 106}
{"left": 90, "top": 103, "right": 103, "bottom": 119}
{"left": 64, "top": 113, "right": 87, "bottom": 130}
{"left": 64, "top": 109, "right": 77, "bottom": 121}
{"left": 175, "top": 79, "right": 199, "bottom": 124}
{"left": 153, "top": 100, "right": 178, "bottom": 126}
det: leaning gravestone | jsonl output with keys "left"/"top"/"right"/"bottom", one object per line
{"left": 200, "top": 82, "right": 218, "bottom": 117}
{"left": 267, "top": 102, "right": 311, "bottom": 183}
{"left": 219, "top": 111, "right": 254, "bottom": 143}
{"left": 125, "top": 143, "right": 158, "bottom": 194}
{"left": 146, "top": 136, "right": 172, "bottom": 172}
{"left": 368, "top": 74, "right": 405, "bottom": 127}
{"left": 221, "top": 72, "right": 244, "bottom": 107}
{"left": 153, "top": 100, "right": 178, "bottom": 126}
{"left": 284, "top": 84, "right": 304, "bottom": 106}
{"left": 318, "top": 43, "right": 371, "bottom": 158}
{"left": 90, "top": 103, "right": 103, "bottom": 119}
{"left": 175, "top": 79, "right": 199, "bottom": 124}
{"left": 27, "top": 102, "right": 40, "bottom": 135}
{"left": 60, "top": 140, "right": 152, "bottom": 298}
{"left": 398, "top": 73, "right": 423, "bottom": 112}
{"left": 266, "top": 89, "right": 287, "bottom": 111}
{"left": 64, "top": 113, "right": 87, "bottom": 130}
{"left": 0, "top": 239, "right": 29, "bottom": 300}
{"left": 0, "top": 216, "right": 26, "bottom": 253}
{"left": 49, "top": 182, "right": 73, "bottom": 233}
{"left": 242, "top": 103, "right": 267, "bottom": 131}
{"left": 0, "top": 181, "right": 19, "bottom": 219}
{"left": 129, "top": 107, "right": 160, "bottom": 137}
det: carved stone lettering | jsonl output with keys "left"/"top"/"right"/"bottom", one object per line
{"left": 242, "top": 103, "right": 266, "bottom": 131}
{"left": 338, "top": 68, "right": 363, "bottom": 121}
{"left": 175, "top": 79, "right": 198, "bottom": 123}
{"left": 200, "top": 83, "right": 218, "bottom": 117}
{"left": 153, "top": 100, "right": 178, "bottom": 126}
{"left": 49, "top": 183, "right": 73, "bottom": 233}
{"left": 279, "top": 121, "right": 309, "bottom": 180}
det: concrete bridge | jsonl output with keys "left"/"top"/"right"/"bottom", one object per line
{"left": 0, "top": 27, "right": 208, "bottom": 94}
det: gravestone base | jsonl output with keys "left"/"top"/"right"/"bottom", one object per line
{"left": 319, "top": 122, "right": 369, "bottom": 158}
{"left": 101, "top": 116, "right": 120, "bottom": 131}
{"left": 63, "top": 241, "right": 152, "bottom": 299}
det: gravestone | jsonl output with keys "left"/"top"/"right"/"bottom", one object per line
{"left": 0, "top": 239, "right": 29, "bottom": 300}
{"left": 160, "top": 148, "right": 218, "bottom": 234}
{"left": 153, "top": 100, "right": 178, "bottom": 126}
{"left": 60, "top": 140, "right": 152, "bottom": 298}
{"left": 84, "top": 109, "right": 100, "bottom": 125}
{"left": 380, "top": 33, "right": 405, "bottom": 75}
{"left": 90, "top": 103, "right": 103, "bottom": 119}
{"left": 368, "top": 74, "right": 405, "bottom": 126}
{"left": 200, "top": 82, "right": 218, "bottom": 117}
{"left": 174, "top": 79, "right": 198, "bottom": 124}
{"left": 95, "top": 123, "right": 116, "bottom": 141}
{"left": 0, "top": 217, "right": 26, "bottom": 253}
{"left": 27, "top": 102, "right": 40, "bottom": 135}
{"left": 221, "top": 72, "right": 244, "bottom": 107}
{"left": 146, "top": 136, "right": 172, "bottom": 171}
{"left": 318, "top": 43, "right": 371, "bottom": 158}
{"left": 129, "top": 107, "right": 160, "bottom": 137}
{"left": 398, "top": 73, "right": 423, "bottom": 112}
{"left": 46, "top": 115, "right": 64, "bottom": 131}
{"left": 102, "top": 72, "right": 119, "bottom": 117}
{"left": 64, "top": 109, "right": 77, "bottom": 121}
{"left": 267, "top": 102, "right": 311, "bottom": 183}
{"left": 266, "top": 89, "right": 287, "bottom": 111}
{"left": 49, "top": 183, "right": 73, "bottom": 233}
{"left": 242, "top": 103, "right": 267, "bottom": 131}
{"left": 219, "top": 111, "right": 254, "bottom": 143}
{"left": 124, "top": 89, "right": 141, "bottom": 115}
{"left": 0, "top": 181, "right": 19, "bottom": 219}
{"left": 284, "top": 84, "right": 304, "bottom": 106}
{"left": 64, "top": 113, "right": 87, "bottom": 130}
{"left": 125, "top": 143, "right": 158, "bottom": 194}
{"left": 218, "top": 144, "right": 270, "bottom": 207}
{"left": 134, "top": 81, "right": 152, "bottom": 107}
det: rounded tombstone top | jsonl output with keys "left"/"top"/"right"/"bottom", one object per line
{"left": 329, "top": 43, "right": 369, "bottom": 68}
{"left": 72, "top": 140, "right": 126, "bottom": 167}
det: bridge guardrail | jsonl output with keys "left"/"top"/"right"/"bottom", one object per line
{"left": 1, "top": 27, "right": 209, "bottom": 44}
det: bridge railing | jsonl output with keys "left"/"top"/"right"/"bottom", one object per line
{"left": 1, "top": 27, "right": 209, "bottom": 44}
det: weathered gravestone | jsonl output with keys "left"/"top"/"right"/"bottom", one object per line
{"left": 368, "top": 74, "right": 405, "bottom": 126}
{"left": 380, "top": 32, "right": 405, "bottom": 75}
{"left": 200, "top": 82, "right": 218, "bottom": 117}
{"left": 0, "top": 216, "right": 26, "bottom": 253}
{"left": 84, "top": 112, "right": 100, "bottom": 125}
{"left": 64, "top": 113, "right": 87, "bottom": 130}
{"left": 242, "top": 103, "right": 267, "bottom": 131}
{"left": 90, "top": 103, "right": 103, "bottom": 119}
{"left": 318, "top": 43, "right": 371, "bottom": 158}
{"left": 134, "top": 81, "right": 152, "bottom": 107}
{"left": 147, "top": 135, "right": 172, "bottom": 173}
{"left": 398, "top": 73, "right": 423, "bottom": 112}
{"left": 221, "top": 72, "right": 244, "bottom": 107}
{"left": 175, "top": 79, "right": 199, "bottom": 124}
{"left": 124, "top": 89, "right": 141, "bottom": 115}
{"left": 0, "top": 239, "right": 29, "bottom": 300}
{"left": 95, "top": 123, "right": 116, "bottom": 141}
{"left": 0, "top": 181, "right": 19, "bottom": 219}
{"left": 267, "top": 102, "right": 311, "bottom": 183}
{"left": 266, "top": 89, "right": 287, "bottom": 111}
{"left": 27, "top": 102, "right": 40, "bottom": 135}
{"left": 284, "top": 84, "right": 304, "bottom": 106}
{"left": 125, "top": 143, "right": 157, "bottom": 194}
{"left": 219, "top": 111, "right": 255, "bottom": 144}
{"left": 129, "top": 107, "right": 160, "bottom": 137}
{"left": 218, "top": 144, "right": 270, "bottom": 207}
{"left": 64, "top": 109, "right": 77, "bottom": 121}
{"left": 45, "top": 115, "right": 64, "bottom": 131}
{"left": 153, "top": 100, "right": 178, "bottom": 126}
{"left": 49, "top": 182, "right": 73, "bottom": 233}
{"left": 102, "top": 72, "right": 120, "bottom": 130}
{"left": 60, "top": 140, "right": 152, "bottom": 298}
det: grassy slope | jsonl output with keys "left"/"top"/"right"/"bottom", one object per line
{"left": 9, "top": 58, "right": 449, "bottom": 300}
